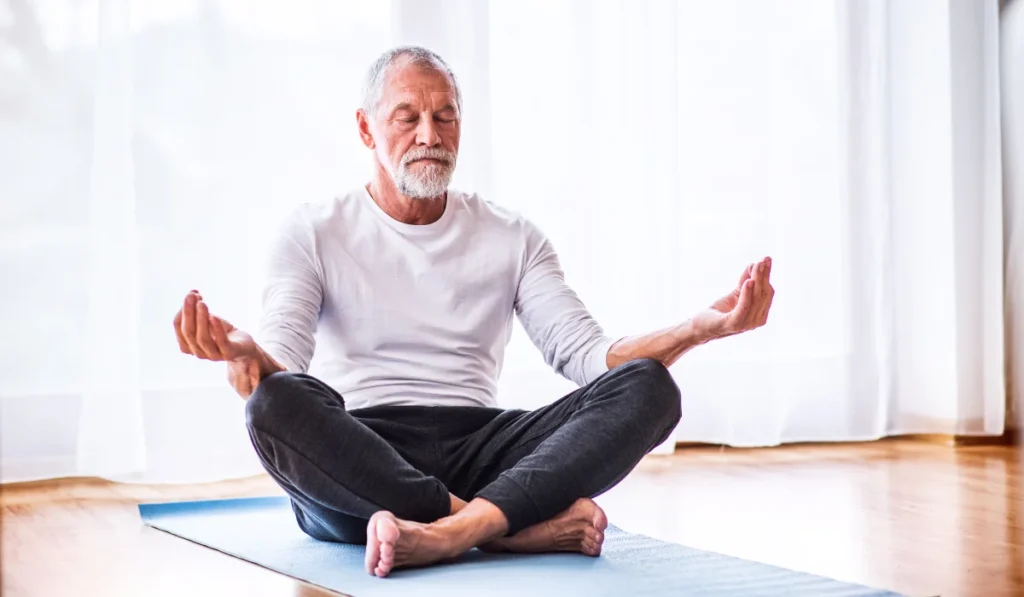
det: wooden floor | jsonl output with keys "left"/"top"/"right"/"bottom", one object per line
{"left": 2, "top": 440, "right": 1021, "bottom": 597}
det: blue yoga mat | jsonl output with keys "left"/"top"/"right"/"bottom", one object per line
{"left": 139, "top": 496, "right": 908, "bottom": 597}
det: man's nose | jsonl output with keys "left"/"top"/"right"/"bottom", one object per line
{"left": 415, "top": 116, "right": 441, "bottom": 147}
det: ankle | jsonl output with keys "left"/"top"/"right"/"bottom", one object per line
{"left": 434, "top": 499, "right": 509, "bottom": 548}
{"left": 449, "top": 494, "right": 468, "bottom": 516}
{"left": 418, "top": 522, "right": 468, "bottom": 560}
{"left": 463, "top": 498, "right": 510, "bottom": 539}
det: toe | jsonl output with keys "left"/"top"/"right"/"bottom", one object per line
{"left": 365, "top": 518, "right": 382, "bottom": 575}
{"left": 377, "top": 514, "right": 401, "bottom": 544}
{"left": 366, "top": 511, "right": 401, "bottom": 577}
{"left": 375, "top": 555, "right": 394, "bottom": 578}
{"left": 592, "top": 505, "right": 609, "bottom": 532}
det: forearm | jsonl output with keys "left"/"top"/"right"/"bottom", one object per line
{"left": 606, "top": 319, "right": 714, "bottom": 370}
{"left": 227, "top": 344, "right": 287, "bottom": 400}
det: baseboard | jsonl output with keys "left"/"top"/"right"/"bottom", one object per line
{"left": 888, "top": 433, "right": 1012, "bottom": 447}
{"left": 672, "top": 429, "right": 1020, "bottom": 450}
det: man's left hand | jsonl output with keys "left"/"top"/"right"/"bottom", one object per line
{"left": 692, "top": 256, "right": 775, "bottom": 342}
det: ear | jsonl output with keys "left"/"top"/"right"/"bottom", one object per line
{"left": 356, "top": 109, "right": 375, "bottom": 150}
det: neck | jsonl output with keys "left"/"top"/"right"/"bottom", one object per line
{"left": 367, "top": 170, "right": 446, "bottom": 226}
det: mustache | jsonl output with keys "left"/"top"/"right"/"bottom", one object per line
{"left": 401, "top": 147, "right": 456, "bottom": 167}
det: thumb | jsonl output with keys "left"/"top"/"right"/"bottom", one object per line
{"left": 214, "top": 315, "right": 237, "bottom": 333}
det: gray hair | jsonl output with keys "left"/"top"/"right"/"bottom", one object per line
{"left": 361, "top": 46, "right": 462, "bottom": 116}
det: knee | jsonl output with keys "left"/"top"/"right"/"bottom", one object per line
{"left": 245, "top": 371, "right": 305, "bottom": 431}
{"left": 618, "top": 358, "right": 681, "bottom": 428}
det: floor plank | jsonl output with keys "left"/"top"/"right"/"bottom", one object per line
{"left": 2, "top": 441, "right": 1020, "bottom": 596}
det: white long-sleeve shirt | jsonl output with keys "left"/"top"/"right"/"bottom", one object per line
{"left": 256, "top": 186, "right": 615, "bottom": 410}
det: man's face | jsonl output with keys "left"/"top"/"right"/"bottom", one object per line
{"left": 365, "top": 62, "right": 461, "bottom": 199}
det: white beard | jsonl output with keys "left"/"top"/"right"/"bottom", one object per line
{"left": 388, "top": 147, "right": 457, "bottom": 199}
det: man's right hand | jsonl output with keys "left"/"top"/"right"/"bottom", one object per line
{"left": 174, "top": 290, "right": 284, "bottom": 398}
{"left": 173, "top": 290, "right": 258, "bottom": 362}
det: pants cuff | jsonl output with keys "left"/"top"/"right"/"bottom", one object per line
{"left": 474, "top": 474, "right": 543, "bottom": 536}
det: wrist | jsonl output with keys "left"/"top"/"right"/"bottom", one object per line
{"left": 226, "top": 347, "right": 285, "bottom": 397}
{"left": 251, "top": 346, "right": 286, "bottom": 377}
{"left": 228, "top": 347, "right": 269, "bottom": 373}
{"left": 685, "top": 317, "right": 718, "bottom": 345}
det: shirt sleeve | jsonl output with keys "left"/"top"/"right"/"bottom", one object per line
{"left": 514, "top": 220, "right": 616, "bottom": 387}
{"left": 255, "top": 207, "right": 323, "bottom": 374}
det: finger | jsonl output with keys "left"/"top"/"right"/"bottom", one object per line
{"left": 173, "top": 310, "right": 190, "bottom": 354}
{"left": 738, "top": 263, "right": 754, "bottom": 287}
{"left": 180, "top": 293, "right": 204, "bottom": 358}
{"left": 758, "top": 257, "right": 773, "bottom": 310}
{"left": 755, "top": 284, "right": 774, "bottom": 326}
{"left": 745, "top": 262, "right": 763, "bottom": 310}
{"left": 752, "top": 259, "right": 765, "bottom": 284}
{"left": 195, "top": 301, "right": 223, "bottom": 360}
{"left": 730, "top": 279, "right": 757, "bottom": 331}
{"left": 751, "top": 261, "right": 772, "bottom": 327}
{"left": 210, "top": 316, "right": 233, "bottom": 360}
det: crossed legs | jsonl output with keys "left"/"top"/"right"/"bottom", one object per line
{"left": 245, "top": 358, "right": 681, "bottom": 577}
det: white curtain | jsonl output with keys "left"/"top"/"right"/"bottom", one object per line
{"left": 1004, "top": 0, "right": 1024, "bottom": 436}
{"left": 0, "top": 0, "right": 1007, "bottom": 483}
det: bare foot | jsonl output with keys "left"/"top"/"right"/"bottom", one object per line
{"left": 365, "top": 499, "right": 511, "bottom": 577}
{"left": 364, "top": 511, "right": 458, "bottom": 578}
{"left": 482, "top": 498, "right": 609, "bottom": 556}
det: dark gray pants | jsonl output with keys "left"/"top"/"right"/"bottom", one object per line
{"left": 245, "top": 357, "right": 681, "bottom": 544}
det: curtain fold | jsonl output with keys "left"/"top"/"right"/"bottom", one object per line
{"left": 858, "top": 0, "right": 1007, "bottom": 436}
{"left": 0, "top": 0, "right": 1008, "bottom": 483}
{"left": 1003, "top": 0, "right": 1024, "bottom": 435}
{"left": 76, "top": 0, "right": 146, "bottom": 478}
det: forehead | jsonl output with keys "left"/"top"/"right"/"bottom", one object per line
{"left": 379, "top": 62, "right": 457, "bottom": 108}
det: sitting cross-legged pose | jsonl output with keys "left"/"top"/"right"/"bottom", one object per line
{"left": 172, "top": 46, "right": 774, "bottom": 578}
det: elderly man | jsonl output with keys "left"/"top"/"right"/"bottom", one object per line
{"left": 173, "top": 46, "right": 774, "bottom": 578}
